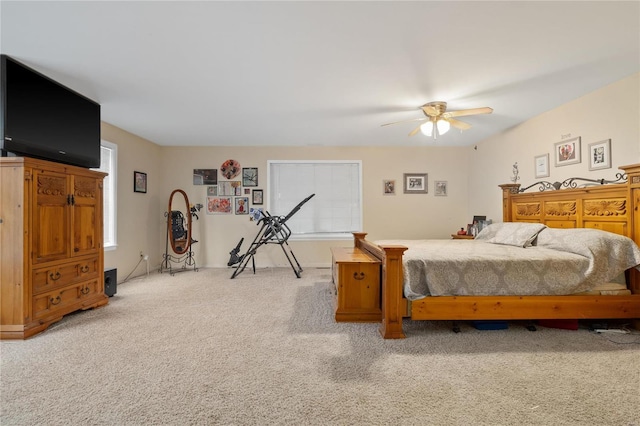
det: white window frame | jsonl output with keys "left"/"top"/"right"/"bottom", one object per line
{"left": 93, "top": 140, "right": 117, "bottom": 250}
{"left": 267, "top": 160, "right": 362, "bottom": 241}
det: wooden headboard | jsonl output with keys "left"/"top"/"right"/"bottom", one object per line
{"left": 500, "top": 163, "right": 640, "bottom": 293}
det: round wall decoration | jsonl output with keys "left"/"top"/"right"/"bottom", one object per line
{"left": 220, "top": 159, "right": 241, "bottom": 179}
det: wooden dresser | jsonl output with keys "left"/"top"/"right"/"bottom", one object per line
{"left": 331, "top": 247, "right": 381, "bottom": 322}
{"left": 0, "top": 157, "right": 108, "bottom": 339}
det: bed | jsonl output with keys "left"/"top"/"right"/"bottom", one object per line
{"left": 353, "top": 163, "right": 640, "bottom": 338}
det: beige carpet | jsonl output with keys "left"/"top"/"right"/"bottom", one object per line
{"left": 1, "top": 267, "right": 639, "bottom": 425}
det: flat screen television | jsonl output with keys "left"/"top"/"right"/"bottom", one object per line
{"left": 1, "top": 54, "right": 101, "bottom": 168}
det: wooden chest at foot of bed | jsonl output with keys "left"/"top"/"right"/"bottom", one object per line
{"left": 331, "top": 247, "right": 382, "bottom": 322}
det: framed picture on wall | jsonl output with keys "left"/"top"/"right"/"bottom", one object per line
{"left": 588, "top": 139, "right": 611, "bottom": 171}
{"left": 207, "top": 196, "right": 232, "bottom": 215}
{"left": 235, "top": 197, "right": 249, "bottom": 215}
{"left": 134, "top": 171, "right": 147, "bottom": 193}
{"left": 434, "top": 181, "right": 447, "bottom": 196}
{"left": 242, "top": 167, "right": 258, "bottom": 187}
{"left": 250, "top": 207, "right": 264, "bottom": 222}
{"left": 193, "top": 169, "right": 217, "bottom": 185}
{"left": 403, "top": 173, "right": 428, "bottom": 194}
{"left": 383, "top": 179, "right": 395, "bottom": 195}
{"left": 554, "top": 137, "right": 581, "bottom": 167}
{"left": 534, "top": 153, "right": 550, "bottom": 178}
{"left": 252, "top": 189, "right": 264, "bottom": 205}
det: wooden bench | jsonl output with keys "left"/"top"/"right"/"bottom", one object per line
{"left": 331, "top": 247, "right": 382, "bottom": 322}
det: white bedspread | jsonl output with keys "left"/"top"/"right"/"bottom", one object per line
{"left": 376, "top": 227, "right": 640, "bottom": 300}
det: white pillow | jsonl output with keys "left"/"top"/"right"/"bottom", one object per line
{"left": 475, "top": 222, "right": 547, "bottom": 248}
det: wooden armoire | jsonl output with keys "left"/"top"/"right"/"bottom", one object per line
{"left": 0, "top": 157, "right": 108, "bottom": 339}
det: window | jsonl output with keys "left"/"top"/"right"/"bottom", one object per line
{"left": 93, "top": 140, "right": 117, "bottom": 249}
{"left": 268, "top": 160, "right": 362, "bottom": 240}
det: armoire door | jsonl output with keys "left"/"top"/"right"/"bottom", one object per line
{"left": 71, "top": 174, "right": 103, "bottom": 257}
{"left": 31, "top": 169, "right": 71, "bottom": 264}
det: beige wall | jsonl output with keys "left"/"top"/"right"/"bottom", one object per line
{"left": 103, "top": 72, "right": 639, "bottom": 275}
{"left": 158, "top": 146, "right": 469, "bottom": 268}
{"left": 468, "top": 72, "right": 640, "bottom": 223}
{"left": 101, "top": 122, "right": 163, "bottom": 280}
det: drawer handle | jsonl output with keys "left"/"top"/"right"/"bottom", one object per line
{"left": 80, "top": 286, "right": 90, "bottom": 295}
{"left": 49, "top": 271, "right": 61, "bottom": 281}
{"left": 50, "top": 296, "right": 61, "bottom": 305}
{"left": 353, "top": 272, "right": 365, "bottom": 280}
{"left": 80, "top": 265, "right": 90, "bottom": 273}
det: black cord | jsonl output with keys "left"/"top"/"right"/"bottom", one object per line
{"left": 590, "top": 328, "right": 640, "bottom": 345}
{"left": 121, "top": 257, "right": 145, "bottom": 283}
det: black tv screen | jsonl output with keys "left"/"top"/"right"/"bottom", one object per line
{"left": 1, "top": 54, "right": 101, "bottom": 168}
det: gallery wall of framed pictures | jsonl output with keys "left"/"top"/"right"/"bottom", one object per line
{"left": 381, "top": 174, "right": 452, "bottom": 197}
{"left": 193, "top": 160, "right": 265, "bottom": 216}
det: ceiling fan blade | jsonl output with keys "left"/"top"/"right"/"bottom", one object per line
{"left": 381, "top": 117, "right": 426, "bottom": 127}
{"left": 447, "top": 118, "right": 472, "bottom": 131}
{"left": 444, "top": 107, "right": 493, "bottom": 118}
{"left": 408, "top": 125, "right": 422, "bottom": 137}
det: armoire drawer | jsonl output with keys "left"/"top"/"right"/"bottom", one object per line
{"left": 32, "top": 258, "right": 99, "bottom": 294}
{"left": 32, "top": 279, "right": 101, "bottom": 319}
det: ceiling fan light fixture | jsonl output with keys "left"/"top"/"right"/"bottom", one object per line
{"left": 420, "top": 121, "right": 434, "bottom": 136}
{"left": 436, "top": 118, "right": 450, "bottom": 135}
{"left": 383, "top": 101, "right": 491, "bottom": 139}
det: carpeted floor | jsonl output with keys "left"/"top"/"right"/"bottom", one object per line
{"left": 1, "top": 267, "right": 639, "bottom": 425}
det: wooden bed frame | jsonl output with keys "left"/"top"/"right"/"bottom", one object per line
{"left": 354, "top": 163, "right": 640, "bottom": 338}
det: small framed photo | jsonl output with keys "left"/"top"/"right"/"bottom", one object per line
{"left": 207, "top": 186, "right": 218, "bottom": 196}
{"left": 134, "top": 171, "right": 147, "bottom": 193}
{"left": 588, "top": 139, "right": 611, "bottom": 171}
{"left": 383, "top": 179, "right": 395, "bottom": 195}
{"left": 472, "top": 215, "right": 486, "bottom": 224}
{"left": 403, "top": 173, "right": 428, "bottom": 194}
{"left": 554, "top": 137, "right": 581, "bottom": 167}
{"left": 242, "top": 167, "right": 258, "bottom": 187}
{"left": 534, "top": 154, "right": 550, "bottom": 178}
{"left": 252, "top": 189, "right": 264, "bottom": 205}
{"left": 235, "top": 197, "right": 249, "bottom": 215}
{"left": 434, "top": 181, "right": 447, "bottom": 196}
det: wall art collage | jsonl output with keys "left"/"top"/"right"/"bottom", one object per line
{"left": 194, "top": 159, "right": 263, "bottom": 217}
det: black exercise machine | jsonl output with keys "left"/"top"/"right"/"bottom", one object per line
{"left": 228, "top": 193, "right": 315, "bottom": 278}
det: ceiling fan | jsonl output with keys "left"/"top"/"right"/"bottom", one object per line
{"left": 382, "top": 101, "right": 493, "bottom": 139}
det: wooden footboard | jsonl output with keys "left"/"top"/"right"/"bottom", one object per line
{"left": 353, "top": 232, "right": 407, "bottom": 338}
{"left": 354, "top": 163, "right": 640, "bottom": 339}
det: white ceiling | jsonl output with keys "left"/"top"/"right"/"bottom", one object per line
{"left": 1, "top": 1, "right": 639, "bottom": 148}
